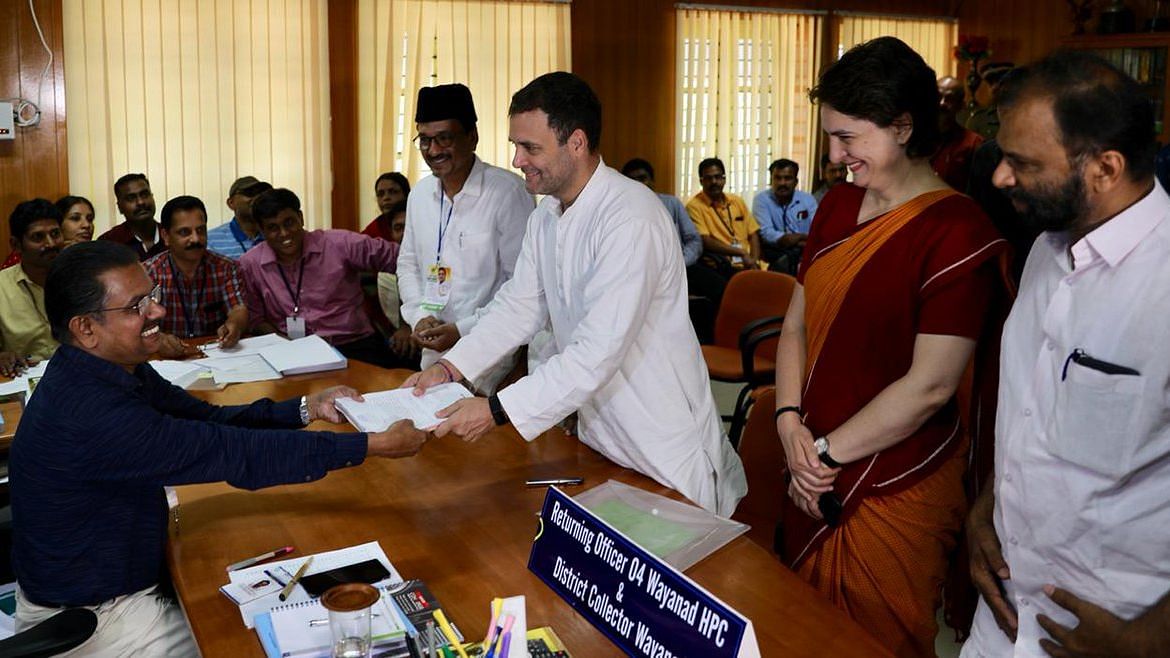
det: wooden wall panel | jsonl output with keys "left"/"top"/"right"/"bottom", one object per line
{"left": 328, "top": 0, "right": 359, "bottom": 232}
{"left": 0, "top": 0, "right": 66, "bottom": 253}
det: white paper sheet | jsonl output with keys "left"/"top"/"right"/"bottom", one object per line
{"left": 334, "top": 383, "right": 473, "bottom": 432}
{"left": 226, "top": 541, "right": 402, "bottom": 629}
{"left": 200, "top": 334, "right": 289, "bottom": 359}
{"left": 192, "top": 354, "right": 282, "bottom": 384}
{"left": 150, "top": 360, "right": 210, "bottom": 388}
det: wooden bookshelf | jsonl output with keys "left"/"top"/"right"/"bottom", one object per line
{"left": 1062, "top": 32, "right": 1170, "bottom": 142}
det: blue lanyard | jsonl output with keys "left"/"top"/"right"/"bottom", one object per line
{"left": 436, "top": 193, "right": 455, "bottom": 264}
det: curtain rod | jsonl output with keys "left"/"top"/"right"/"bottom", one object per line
{"left": 675, "top": 3, "right": 827, "bottom": 16}
{"left": 832, "top": 10, "right": 957, "bottom": 22}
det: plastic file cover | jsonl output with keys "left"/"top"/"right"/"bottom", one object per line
{"left": 573, "top": 480, "right": 749, "bottom": 571}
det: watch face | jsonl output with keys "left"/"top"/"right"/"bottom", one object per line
{"left": 814, "top": 437, "right": 828, "bottom": 453}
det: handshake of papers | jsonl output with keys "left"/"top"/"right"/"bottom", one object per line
{"left": 334, "top": 383, "right": 473, "bottom": 432}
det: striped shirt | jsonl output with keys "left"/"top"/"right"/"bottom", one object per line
{"left": 143, "top": 250, "right": 245, "bottom": 337}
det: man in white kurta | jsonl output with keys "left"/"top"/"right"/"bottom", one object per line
{"left": 399, "top": 156, "right": 533, "bottom": 389}
{"left": 963, "top": 52, "right": 1170, "bottom": 657}
{"left": 407, "top": 72, "right": 746, "bottom": 516}
{"left": 399, "top": 84, "right": 534, "bottom": 393}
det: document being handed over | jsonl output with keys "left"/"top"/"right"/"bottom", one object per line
{"left": 335, "top": 383, "right": 474, "bottom": 432}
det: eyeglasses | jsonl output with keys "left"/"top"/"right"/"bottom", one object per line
{"left": 94, "top": 284, "right": 163, "bottom": 317}
{"left": 413, "top": 131, "right": 458, "bottom": 151}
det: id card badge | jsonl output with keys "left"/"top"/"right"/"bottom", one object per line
{"left": 730, "top": 239, "right": 744, "bottom": 266}
{"left": 286, "top": 315, "right": 307, "bottom": 339}
{"left": 421, "top": 263, "right": 453, "bottom": 312}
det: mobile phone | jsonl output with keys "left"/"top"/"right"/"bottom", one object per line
{"left": 818, "top": 492, "right": 844, "bottom": 528}
{"left": 299, "top": 558, "right": 391, "bottom": 597}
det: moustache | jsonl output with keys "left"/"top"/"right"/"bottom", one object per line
{"left": 40, "top": 247, "right": 61, "bottom": 258}
{"left": 184, "top": 243, "right": 206, "bottom": 251}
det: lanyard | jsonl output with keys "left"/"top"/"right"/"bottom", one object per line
{"left": 715, "top": 202, "right": 737, "bottom": 241}
{"left": 277, "top": 257, "right": 307, "bottom": 315}
{"left": 436, "top": 192, "right": 455, "bottom": 264}
{"left": 169, "top": 256, "right": 208, "bottom": 337}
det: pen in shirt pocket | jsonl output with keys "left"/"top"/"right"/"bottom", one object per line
{"left": 1061, "top": 348, "right": 1141, "bottom": 380}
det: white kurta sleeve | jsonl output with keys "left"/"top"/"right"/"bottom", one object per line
{"left": 443, "top": 215, "right": 548, "bottom": 381}
{"left": 397, "top": 197, "right": 425, "bottom": 329}
{"left": 454, "top": 186, "right": 533, "bottom": 337}
{"left": 495, "top": 216, "right": 664, "bottom": 439}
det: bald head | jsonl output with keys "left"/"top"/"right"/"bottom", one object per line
{"left": 938, "top": 76, "right": 965, "bottom": 118}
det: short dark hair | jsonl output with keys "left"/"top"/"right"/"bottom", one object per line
{"left": 620, "top": 158, "right": 654, "bottom": 179}
{"left": 998, "top": 50, "right": 1156, "bottom": 181}
{"left": 55, "top": 195, "right": 95, "bottom": 219}
{"left": 252, "top": 188, "right": 302, "bottom": 225}
{"left": 509, "top": 72, "right": 602, "bottom": 151}
{"left": 769, "top": 158, "right": 800, "bottom": 175}
{"left": 45, "top": 240, "right": 140, "bottom": 344}
{"left": 809, "top": 36, "right": 941, "bottom": 159}
{"left": 386, "top": 199, "right": 408, "bottom": 219}
{"left": 375, "top": 171, "right": 411, "bottom": 197}
{"left": 113, "top": 173, "right": 150, "bottom": 200}
{"left": 9, "top": 198, "right": 63, "bottom": 242}
{"left": 159, "top": 195, "right": 208, "bottom": 230}
{"left": 698, "top": 158, "right": 725, "bottom": 176}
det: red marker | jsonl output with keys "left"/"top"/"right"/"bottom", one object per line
{"left": 226, "top": 545, "right": 294, "bottom": 572}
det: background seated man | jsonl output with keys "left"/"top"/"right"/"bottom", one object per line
{"left": 143, "top": 195, "right": 248, "bottom": 357}
{"left": 0, "top": 199, "right": 63, "bottom": 376}
{"left": 239, "top": 188, "right": 401, "bottom": 367}
{"left": 207, "top": 176, "right": 273, "bottom": 260}
{"left": 620, "top": 157, "right": 702, "bottom": 267}
{"left": 753, "top": 158, "right": 818, "bottom": 275}
{"left": 98, "top": 173, "right": 167, "bottom": 262}
{"left": 686, "top": 157, "right": 762, "bottom": 274}
{"left": 812, "top": 153, "right": 848, "bottom": 203}
{"left": 10, "top": 240, "right": 428, "bottom": 656}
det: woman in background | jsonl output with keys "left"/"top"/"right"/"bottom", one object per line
{"left": 362, "top": 171, "right": 411, "bottom": 240}
{"left": 55, "top": 195, "right": 96, "bottom": 247}
{"left": 773, "top": 37, "right": 1010, "bottom": 656}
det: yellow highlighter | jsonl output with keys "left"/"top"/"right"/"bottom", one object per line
{"left": 432, "top": 609, "right": 470, "bottom": 658}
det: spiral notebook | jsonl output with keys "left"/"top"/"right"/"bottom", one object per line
{"left": 255, "top": 587, "right": 410, "bottom": 658}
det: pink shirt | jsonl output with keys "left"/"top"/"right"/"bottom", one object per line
{"left": 239, "top": 229, "right": 398, "bottom": 344}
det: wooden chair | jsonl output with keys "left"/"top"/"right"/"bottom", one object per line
{"left": 700, "top": 270, "right": 796, "bottom": 446}
{"left": 731, "top": 386, "right": 787, "bottom": 553}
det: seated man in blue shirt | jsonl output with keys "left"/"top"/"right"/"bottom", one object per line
{"left": 752, "top": 158, "right": 818, "bottom": 275}
{"left": 206, "top": 176, "right": 273, "bottom": 260}
{"left": 9, "top": 241, "right": 429, "bottom": 655}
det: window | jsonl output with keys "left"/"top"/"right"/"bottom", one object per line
{"left": 63, "top": 0, "right": 334, "bottom": 230}
{"left": 676, "top": 7, "right": 824, "bottom": 199}
{"left": 356, "top": 0, "right": 571, "bottom": 222}
{"left": 834, "top": 13, "right": 958, "bottom": 78}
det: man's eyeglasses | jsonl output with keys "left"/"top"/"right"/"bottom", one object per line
{"left": 413, "top": 132, "right": 458, "bottom": 151}
{"left": 94, "top": 284, "right": 163, "bottom": 317}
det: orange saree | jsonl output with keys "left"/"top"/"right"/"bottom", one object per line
{"left": 779, "top": 184, "right": 1010, "bottom": 656}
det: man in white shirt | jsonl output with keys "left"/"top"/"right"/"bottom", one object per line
{"left": 398, "top": 83, "right": 534, "bottom": 393}
{"left": 405, "top": 72, "right": 746, "bottom": 516}
{"left": 963, "top": 51, "right": 1170, "bottom": 657}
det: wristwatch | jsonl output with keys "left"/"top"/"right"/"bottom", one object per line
{"left": 814, "top": 436, "right": 843, "bottom": 468}
{"left": 488, "top": 394, "right": 510, "bottom": 426}
{"left": 299, "top": 396, "right": 311, "bottom": 425}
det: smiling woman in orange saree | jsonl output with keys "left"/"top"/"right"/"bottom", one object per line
{"left": 772, "top": 38, "right": 1011, "bottom": 658}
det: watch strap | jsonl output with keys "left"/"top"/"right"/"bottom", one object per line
{"left": 488, "top": 394, "right": 509, "bottom": 426}
{"left": 773, "top": 405, "right": 803, "bottom": 421}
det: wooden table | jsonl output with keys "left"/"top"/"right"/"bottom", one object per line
{"left": 170, "top": 362, "right": 890, "bottom": 657}
{"left": 0, "top": 399, "right": 21, "bottom": 453}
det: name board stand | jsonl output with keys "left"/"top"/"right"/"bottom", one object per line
{"left": 528, "top": 487, "right": 761, "bottom": 658}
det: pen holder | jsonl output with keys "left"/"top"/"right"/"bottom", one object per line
{"left": 321, "top": 583, "right": 380, "bottom": 658}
